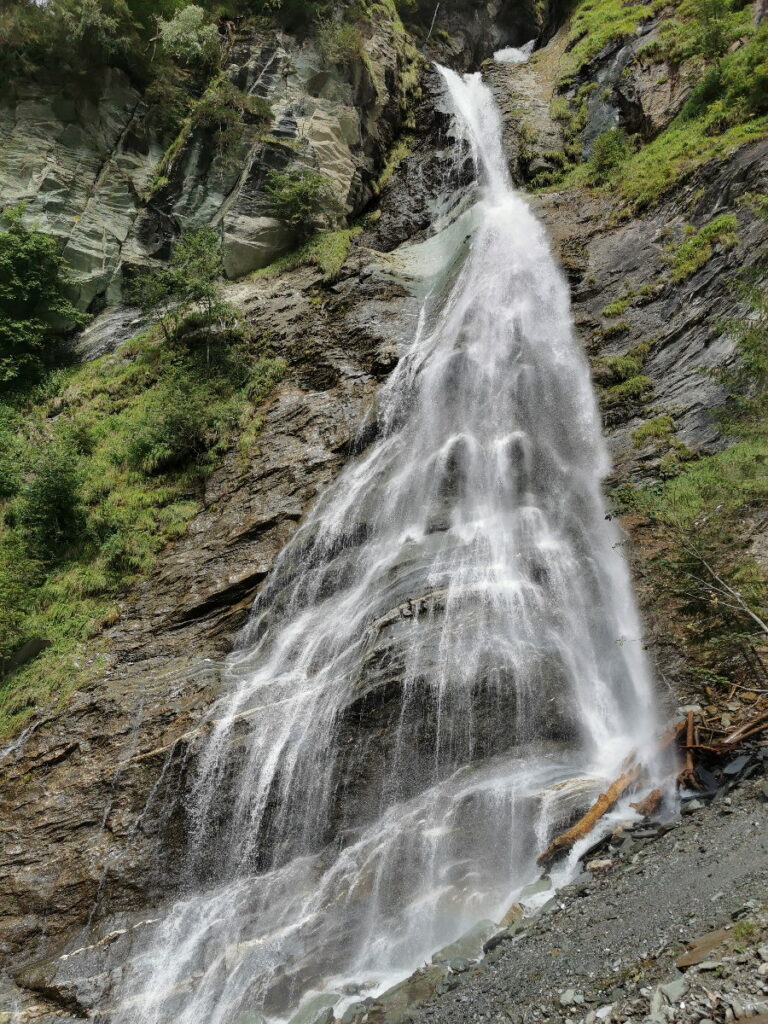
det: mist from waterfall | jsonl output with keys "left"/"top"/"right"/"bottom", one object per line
{"left": 112, "top": 66, "right": 661, "bottom": 1024}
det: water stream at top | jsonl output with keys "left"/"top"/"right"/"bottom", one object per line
{"left": 112, "top": 66, "right": 661, "bottom": 1024}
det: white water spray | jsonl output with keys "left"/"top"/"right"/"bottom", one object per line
{"left": 112, "top": 68, "right": 660, "bottom": 1024}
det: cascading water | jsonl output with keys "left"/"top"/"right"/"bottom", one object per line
{"left": 112, "top": 67, "right": 661, "bottom": 1024}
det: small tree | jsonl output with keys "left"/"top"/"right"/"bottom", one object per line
{"left": 157, "top": 4, "right": 221, "bottom": 68}
{"left": 14, "top": 441, "right": 85, "bottom": 563}
{"left": 193, "top": 76, "right": 273, "bottom": 167}
{"left": 263, "top": 168, "right": 340, "bottom": 236}
{"left": 694, "top": 0, "right": 731, "bottom": 63}
{"left": 589, "top": 128, "right": 632, "bottom": 183}
{"left": 0, "top": 205, "right": 87, "bottom": 392}
{"left": 126, "top": 226, "right": 234, "bottom": 353}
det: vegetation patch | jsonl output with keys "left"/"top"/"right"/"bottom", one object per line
{"left": 613, "top": 274, "right": 768, "bottom": 693}
{"left": 0, "top": 206, "right": 88, "bottom": 393}
{"left": 263, "top": 168, "right": 342, "bottom": 235}
{"left": 601, "top": 373, "right": 654, "bottom": 408}
{"left": 666, "top": 214, "right": 738, "bottom": 282}
{"left": 0, "top": 230, "right": 285, "bottom": 737}
{"left": 560, "top": 0, "right": 664, "bottom": 83}
{"left": 632, "top": 415, "right": 675, "bottom": 447}
{"left": 548, "top": 1, "right": 768, "bottom": 209}
{"left": 252, "top": 227, "right": 363, "bottom": 284}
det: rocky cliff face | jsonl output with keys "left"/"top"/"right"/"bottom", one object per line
{"left": 1, "top": 1, "right": 766, "bottom": 1020}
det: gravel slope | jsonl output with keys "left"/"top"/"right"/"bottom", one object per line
{"left": 414, "top": 766, "right": 768, "bottom": 1024}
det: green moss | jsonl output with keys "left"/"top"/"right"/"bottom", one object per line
{"left": 602, "top": 373, "right": 654, "bottom": 408}
{"left": 667, "top": 214, "right": 739, "bottom": 282}
{"left": 593, "top": 340, "right": 652, "bottom": 385}
{"left": 375, "top": 135, "right": 415, "bottom": 194}
{"left": 738, "top": 191, "right": 768, "bottom": 220}
{"left": 601, "top": 320, "right": 631, "bottom": 339}
{"left": 633, "top": 415, "right": 675, "bottom": 446}
{"left": 603, "top": 296, "right": 631, "bottom": 317}
{"left": 603, "top": 284, "right": 660, "bottom": 318}
{"left": 252, "top": 227, "right": 362, "bottom": 284}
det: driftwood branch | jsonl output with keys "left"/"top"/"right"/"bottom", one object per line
{"left": 537, "top": 760, "right": 643, "bottom": 866}
{"left": 537, "top": 722, "right": 686, "bottom": 866}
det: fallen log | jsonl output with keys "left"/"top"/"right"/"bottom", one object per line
{"left": 721, "top": 709, "right": 768, "bottom": 746}
{"left": 677, "top": 711, "right": 700, "bottom": 790}
{"left": 537, "top": 721, "right": 686, "bottom": 867}
{"left": 537, "top": 760, "right": 643, "bottom": 866}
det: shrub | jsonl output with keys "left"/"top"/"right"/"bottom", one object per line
{"left": 0, "top": 206, "right": 87, "bottom": 393}
{"left": 13, "top": 442, "right": 85, "bottom": 562}
{"left": 193, "top": 76, "right": 272, "bottom": 165}
{"left": 263, "top": 168, "right": 340, "bottom": 233}
{"left": 589, "top": 128, "right": 633, "bottom": 182}
{"left": 0, "top": 0, "right": 182, "bottom": 86}
{"left": 668, "top": 214, "right": 738, "bottom": 282}
{"left": 123, "top": 369, "right": 224, "bottom": 474}
{"left": 716, "top": 276, "right": 768, "bottom": 435}
{"left": 158, "top": 5, "right": 221, "bottom": 68}
{"left": 125, "top": 226, "right": 234, "bottom": 344}
{"left": 315, "top": 18, "right": 365, "bottom": 64}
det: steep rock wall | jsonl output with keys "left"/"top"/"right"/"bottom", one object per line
{"left": 1, "top": 2, "right": 766, "bottom": 1019}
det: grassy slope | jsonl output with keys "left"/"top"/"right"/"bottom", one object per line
{"left": 541, "top": 1, "right": 768, "bottom": 692}
{"left": 547, "top": 0, "right": 768, "bottom": 209}
{"left": 0, "top": 331, "right": 284, "bottom": 738}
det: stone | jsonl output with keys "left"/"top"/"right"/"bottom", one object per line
{"left": 659, "top": 977, "right": 688, "bottom": 1003}
{"left": 448, "top": 957, "right": 472, "bottom": 973}
{"left": 586, "top": 858, "right": 614, "bottom": 872}
{"left": 723, "top": 754, "right": 751, "bottom": 776}
{"left": 500, "top": 901, "right": 525, "bottom": 925}
{"left": 287, "top": 994, "right": 341, "bottom": 1024}
{"left": 681, "top": 799, "right": 704, "bottom": 815}
{"left": 519, "top": 877, "right": 552, "bottom": 899}
{"left": 559, "top": 988, "right": 578, "bottom": 1006}
{"left": 370, "top": 965, "right": 449, "bottom": 1022}
{"left": 221, "top": 215, "right": 297, "bottom": 278}
{"left": 432, "top": 919, "right": 499, "bottom": 964}
{"left": 538, "top": 897, "right": 560, "bottom": 916}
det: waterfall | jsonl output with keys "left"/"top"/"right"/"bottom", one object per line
{"left": 113, "top": 67, "right": 660, "bottom": 1024}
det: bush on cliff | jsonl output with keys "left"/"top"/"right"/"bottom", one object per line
{"left": 263, "top": 169, "right": 341, "bottom": 235}
{"left": 125, "top": 226, "right": 238, "bottom": 347}
{"left": 0, "top": 206, "right": 87, "bottom": 394}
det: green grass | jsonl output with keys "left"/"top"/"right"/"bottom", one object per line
{"left": 0, "top": 331, "right": 285, "bottom": 737}
{"left": 601, "top": 373, "right": 654, "bottom": 408}
{"left": 548, "top": 3, "right": 768, "bottom": 209}
{"left": 612, "top": 280, "right": 768, "bottom": 683}
{"left": 617, "top": 117, "right": 768, "bottom": 210}
{"left": 374, "top": 135, "right": 414, "bottom": 194}
{"left": 251, "top": 227, "right": 363, "bottom": 283}
{"left": 642, "top": 438, "right": 768, "bottom": 526}
{"left": 632, "top": 414, "right": 675, "bottom": 447}
{"left": 561, "top": 0, "right": 664, "bottom": 82}
{"left": 593, "top": 341, "right": 653, "bottom": 385}
{"left": 667, "top": 214, "right": 738, "bottom": 281}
